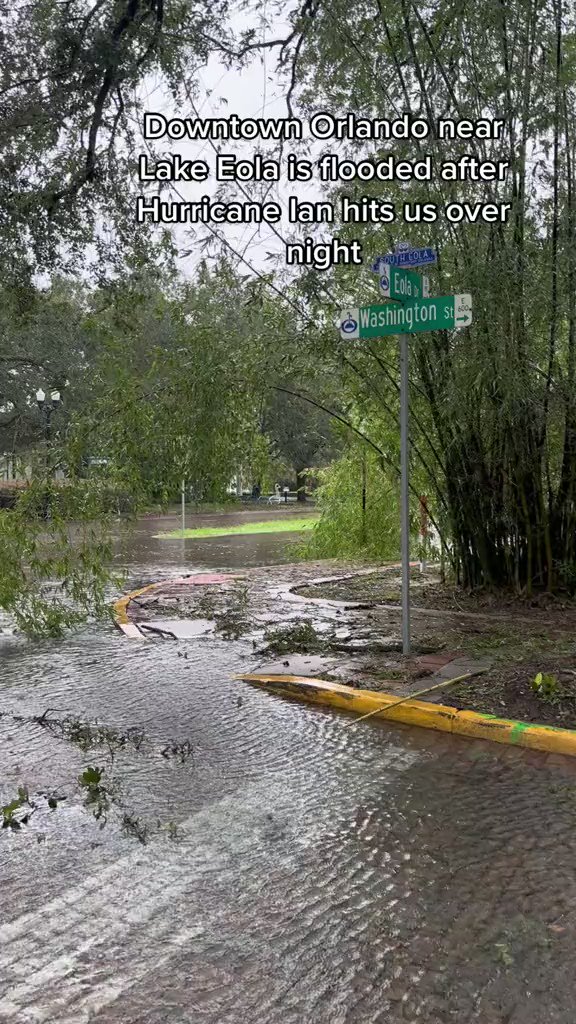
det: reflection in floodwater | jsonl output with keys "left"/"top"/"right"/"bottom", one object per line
{"left": 1, "top": 514, "right": 576, "bottom": 1023}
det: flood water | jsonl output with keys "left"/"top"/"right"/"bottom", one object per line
{"left": 113, "top": 507, "right": 313, "bottom": 573}
{"left": 2, "top": 512, "right": 576, "bottom": 1023}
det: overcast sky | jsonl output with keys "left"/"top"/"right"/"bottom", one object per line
{"left": 137, "top": 11, "right": 326, "bottom": 280}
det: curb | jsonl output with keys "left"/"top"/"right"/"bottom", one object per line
{"left": 113, "top": 562, "right": 419, "bottom": 638}
{"left": 239, "top": 674, "right": 576, "bottom": 758}
{"left": 112, "top": 584, "right": 158, "bottom": 639}
{"left": 112, "top": 573, "right": 242, "bottom": 639}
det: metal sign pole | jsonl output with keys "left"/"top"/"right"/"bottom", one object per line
{"left": 338, "top": 242, "right": 470, "bottom": 658}
{"left": 400, "top": 333, "right": 410, "bottom": 655}
{"left": 181, "top": 478, "right": 186, "bottom": 536}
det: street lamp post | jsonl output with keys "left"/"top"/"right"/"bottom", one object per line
{"left": 36, "top": 388, "right": 61, "bottom": 518}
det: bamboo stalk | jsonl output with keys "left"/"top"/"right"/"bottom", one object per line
{"left": 345, "top": 669, "right": 488, "bottom": 728}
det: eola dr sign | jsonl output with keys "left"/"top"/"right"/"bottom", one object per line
{"left": 379, "top": 266, "right": 430, "bottom": 301}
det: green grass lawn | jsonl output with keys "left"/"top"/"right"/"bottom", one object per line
{"left": 155, "top": 517, "right": 319, "bottom": 540}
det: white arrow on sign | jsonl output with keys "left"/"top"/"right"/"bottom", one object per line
{"left": 454, "top": 293, "right": 472, "bottom": 327}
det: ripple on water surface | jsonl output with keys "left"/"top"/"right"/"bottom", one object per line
{"left": 2, "top": 543, "right": 576, "bottom": 1023}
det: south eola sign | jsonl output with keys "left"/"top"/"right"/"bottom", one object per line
{"left": 370, "top": 247, "right": 437, "bottom": 270}
{"left": 339, "top": 294, "right": 472, "bottom": 339}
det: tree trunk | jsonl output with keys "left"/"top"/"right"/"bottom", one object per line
{"left": 295, "top": 466, "right": 307, "bottom": 502}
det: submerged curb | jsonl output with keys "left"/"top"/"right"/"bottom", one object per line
{"left": 239, "top": 674, "right": 576, "bottom": 759}
{"left": 112, "top": 573, "right": 242, "bottom": 639}
{"left": 113, "top": 584, "right": 158, "bottom": 639}
{"left": 112, "top": 561, "right": 421, "bottom": 639}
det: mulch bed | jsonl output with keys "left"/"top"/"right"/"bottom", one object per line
{"left": 446, "top": 658, "right": 576, "bottom": 730}
{"left": 297, "top": 570, "right": 576, "bottom": 616}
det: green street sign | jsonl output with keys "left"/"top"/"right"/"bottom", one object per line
{"left": 339, "top": 294, "right": 472, "bottom": 339}
{"left": 379, "top": 266, "right": 429, "bottom": 301}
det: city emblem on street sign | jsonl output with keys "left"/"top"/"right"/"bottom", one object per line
{"left": 340, "top": 311, "right": 359, "bottom": 336}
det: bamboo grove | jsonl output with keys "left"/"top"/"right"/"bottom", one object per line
{"left": 290, "top": 0, "right": 576, "bottom": 592}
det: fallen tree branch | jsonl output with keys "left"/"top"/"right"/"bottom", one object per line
{"left": 345, "top": 668, "right": 488, "bottom": 727}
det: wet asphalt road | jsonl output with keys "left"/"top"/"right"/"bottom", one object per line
{"left": 2, "top": 514, "right": 576, "bottom": 1023}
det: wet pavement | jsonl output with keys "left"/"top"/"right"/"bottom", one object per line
{"left": 2, "top": 513, "right": 576, "bottom": 1022}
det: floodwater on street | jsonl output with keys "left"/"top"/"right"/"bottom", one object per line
{"left": 2, "top": 512, "right": 576, "bottom": 1023}
{"left": 111, "top": 505, "right": 320, "bottom": 573}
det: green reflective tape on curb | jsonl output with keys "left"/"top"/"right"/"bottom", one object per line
{"left": 509, "top": 721, "right": 531, "bottom": 743}
{"left": 240, "top": 674, "right": 576, "bottom": 760}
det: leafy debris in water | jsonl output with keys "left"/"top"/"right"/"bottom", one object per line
{"left": 78, "top": 765, "right": 113, "bottom": 822}
{"left": 44, "top": 716, "right": 146, "bottom": 757}
{"left": 161, "top": 739, "right": 194, "bottom": 763}
{"left": 214, "top": 584, "right": 250, "bottom": 639}
{"left": 260, "top": 619, "right": 323, "bottom": 655}
{"left": 1, "top": 787, "right": 66, "bottom": 832}
{"left": 121, "top": 813, "right": 150, "bottom": 844}
{"left": 2, "top": 786, "right": 32, "bottom": 830}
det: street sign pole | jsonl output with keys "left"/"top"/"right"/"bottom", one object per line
{"left": 338, "top": 244, "right": 471, "bottom": 660}
{"left": 399, "top": 334, "right": 410, "bottom": 656}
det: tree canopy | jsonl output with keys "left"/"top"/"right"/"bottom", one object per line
{"left": 4, "top": 0, "right": 576, "bottom": 634}
{"left": 286, "top": 0, "right": 576, "bottom": 591}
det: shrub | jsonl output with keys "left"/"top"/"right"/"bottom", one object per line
{"left": 301, "top": 449, "right": 401, "bottom": 561}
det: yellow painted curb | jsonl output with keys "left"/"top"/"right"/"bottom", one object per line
{"left": 239, "top": 674, "right": 576, "bottom": 758}
{"left": 112, "top": 583, "right": 158, "bottom": 638}
{"left": 112, "top": 573, "right": 243, "bottom": 638}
